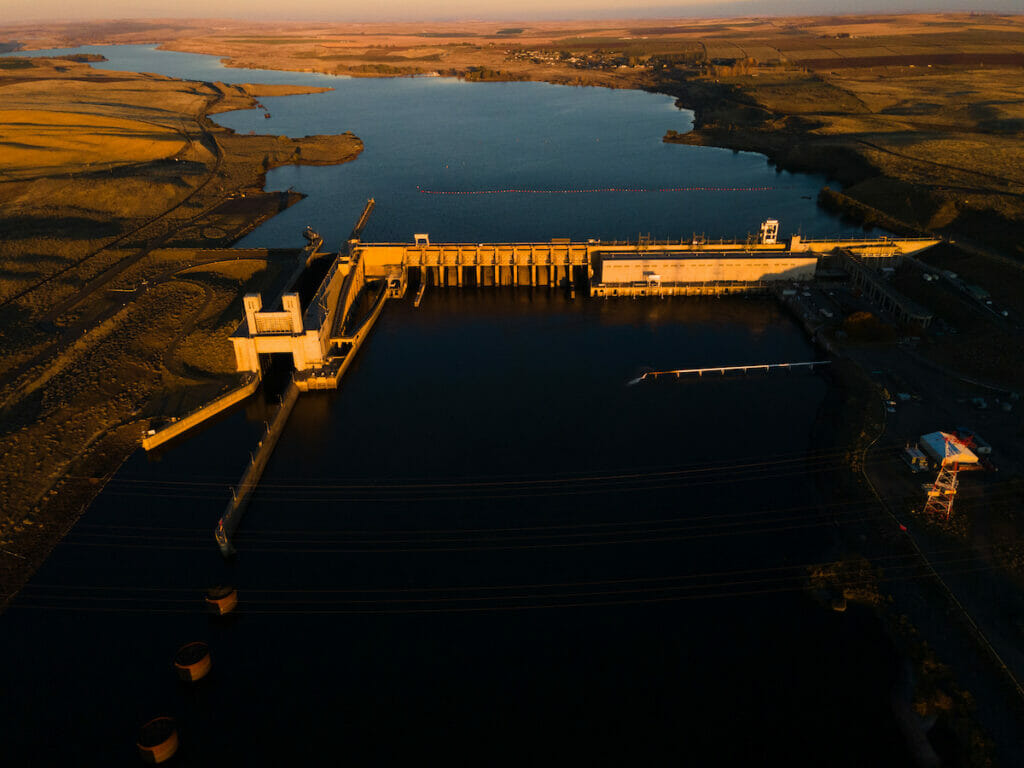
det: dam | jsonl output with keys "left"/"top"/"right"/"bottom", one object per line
{"left": 205, "top": 206, "right": 939, "bottom": 553}
{"left": 229, "top": 209, "right": 940, "bottom": 384}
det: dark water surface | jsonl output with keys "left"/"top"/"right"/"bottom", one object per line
{"left": 11, "top": 44, "right": 868, "bottom": 246}
{"left": 1, "top": 47, "right": 908, "bottom": 765}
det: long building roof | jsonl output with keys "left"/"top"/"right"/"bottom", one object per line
{"left": 599, "top": 250, "right": 816, "bottom": 261}
{"left": 920, "top": 431, "right": 978, "bottom": 465}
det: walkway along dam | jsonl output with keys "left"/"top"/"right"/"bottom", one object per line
{"left": 139, "top": 202, "right": 940, "bottom": 554}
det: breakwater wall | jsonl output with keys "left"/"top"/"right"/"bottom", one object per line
{"left": 215, "top": 379, "right": 299, "bottom": 556}
{"left": 142, "top": 374, "right": 261, "bottom": 451}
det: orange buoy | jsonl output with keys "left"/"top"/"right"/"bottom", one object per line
{"left": 173, "top": 641, "right": 212, "bottom": 682}
{"left": 137, "top": 716, "right": 178, "bottom": 764}
{"left": 204, "top": 585, "right": 238, "bottom": 615}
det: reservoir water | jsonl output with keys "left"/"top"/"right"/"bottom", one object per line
{"left": 2, "top": 46, "right": 910, "bottom": 764}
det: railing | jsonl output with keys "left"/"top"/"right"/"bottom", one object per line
{"left": 328, "top": 258, "right": 366, "bottom": 340}
{"left": 800, "top": 235, "right": 940, "bottom": 243}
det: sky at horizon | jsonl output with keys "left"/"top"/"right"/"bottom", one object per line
{"left": 3, "top": 0, "right": 1021, "bottom": 24}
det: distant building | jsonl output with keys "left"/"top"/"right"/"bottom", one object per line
{"left": 919, "top": 432, "right": 979, "bottom": 466}
{"left": 594, "top": 251, "right": 817, "bottom": 286}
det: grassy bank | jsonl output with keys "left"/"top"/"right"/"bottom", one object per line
{"left": 0, "top": 57, "right": 362, "bottom": 611}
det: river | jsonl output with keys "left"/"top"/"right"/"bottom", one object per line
{"left": 2, "top": 46, "right": 912, "bottom": 765}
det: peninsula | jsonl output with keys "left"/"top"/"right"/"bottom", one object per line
{"left": 0, "top": 54, "right": 361, "bottom": 606}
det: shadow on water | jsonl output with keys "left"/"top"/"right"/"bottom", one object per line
{"left": 0, "top": 290, "right": 917, "bottom": 765}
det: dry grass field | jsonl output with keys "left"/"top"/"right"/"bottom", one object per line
{"left": 0, "top": 56, "right": 362, "bottom": 608}
{"left": 172, "top": 260, "right": 277, "bottom": 376}
{"left": 7, "top": 13, "right": 1020, "bottom": 254}
{"left": 0, "top": 109, "right": 187, "bottom": 178}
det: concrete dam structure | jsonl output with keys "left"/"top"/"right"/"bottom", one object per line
{"left": 229, "top": 213, "right": 939, "bottom": 382}
{"left": 209, "top": 206, "right": 940, "bottom": 553}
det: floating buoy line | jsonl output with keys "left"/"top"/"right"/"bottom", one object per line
{"left": 417, "top": 185, "right": 781, "bottom": 195}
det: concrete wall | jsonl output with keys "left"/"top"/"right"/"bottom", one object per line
{"left": 360, "top": 245, "right": 407, "bottom": 276}
{"left": 142, "top": 374, "right": 261, "bottom": 451}
{"left": 800, "top": 237, "right": 940, "bottom": 258}
{"left": 353, "top": 237, "right": 940, "bottom": 275}
{"left": 232, "top": 252, "right": 361, "bottom": 373}
{"left": 597, "top": 255, "right": 818, "bottom": 284}
{"left": 229, "top": 235, "right": 941, "bottom": 375}
{"left": 330, "top": 257, "right": 366, "bottom": 339}
{"left": 296, "top": 281, "right": 390, "bottom": 391}
{"left": 215, "top": 379, "right": 299, "bottom": 555}
{"left": 356, "top": 242, "right": 591, "bottom": 271}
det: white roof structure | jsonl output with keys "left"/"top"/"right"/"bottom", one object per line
{"left": 919, "top": 432, "right": 979, "bottom": 466}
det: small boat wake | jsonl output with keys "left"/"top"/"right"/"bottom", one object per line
{"left": 626, "top": 367, "right": 652, "bottom": 387}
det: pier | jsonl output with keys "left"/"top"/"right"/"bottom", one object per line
{"left": 142, "top": 373, "right": 261, "bottom": 451}
{"left": 215, "top": 380, "right": 299, "bottom": 557}
{"left": 348, "top": 197, "right": 375, "bottom": 240}
{"left": 630, "top": 360, "right": 831, "bottom": 384}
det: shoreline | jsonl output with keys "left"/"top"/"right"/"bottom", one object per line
{"left": 1, "top": 38, "right": 1020, "bottom": 761}
{"left": 15, "top": 34, "right": 1021, "bottom": 261}
{"left": 149, "top": 36, "right": 1024, "bottom": 261}
{"left": 0, "top": 57, "right": 363, "bottom": 612}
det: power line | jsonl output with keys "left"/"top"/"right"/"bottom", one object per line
{"left": 66, "top": 443, "right": 893, "bottom": 491}
{"left": 23, "top": 542, "right": 1008, "bottom": 598}
{"left": 13, "top": 560, "right": 1014, "bottom": 616}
